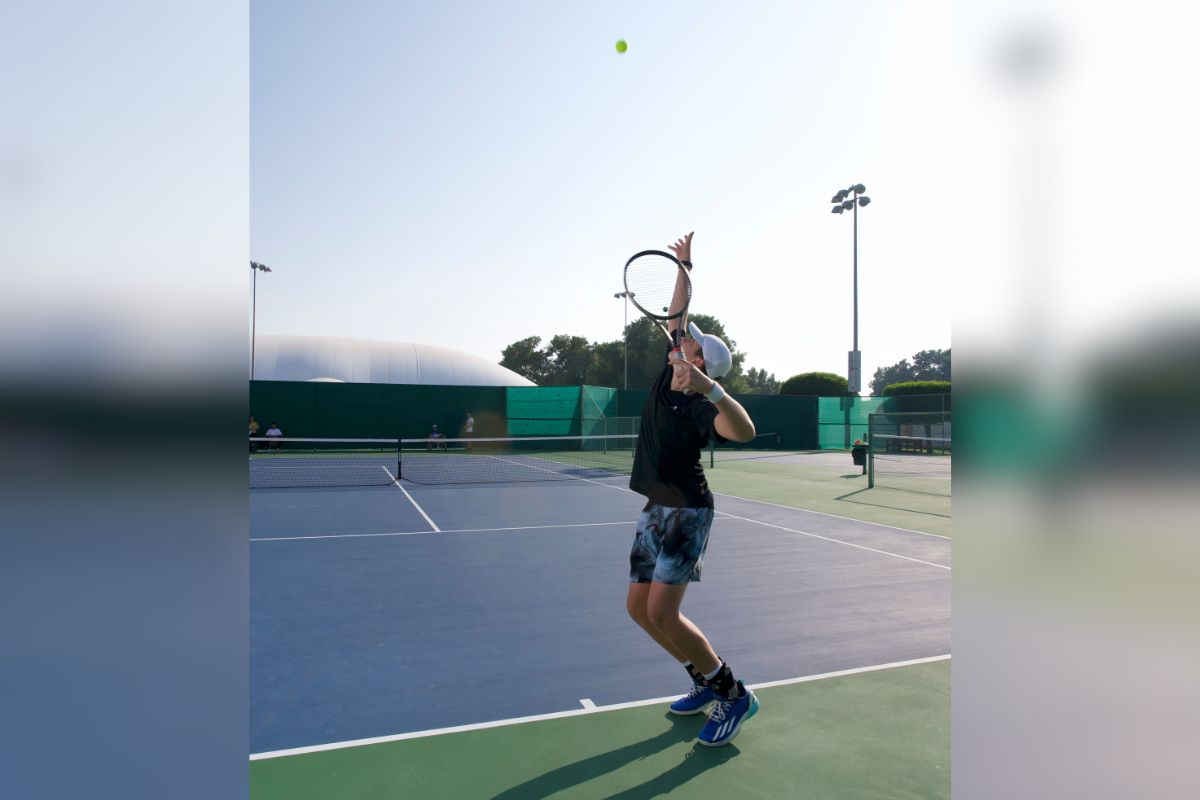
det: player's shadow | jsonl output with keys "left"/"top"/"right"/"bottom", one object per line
{"left": 488, "top": 712, "right": 739, "bottom": 800}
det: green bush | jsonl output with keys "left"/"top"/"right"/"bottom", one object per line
{"left": 882, "top": 380, "right": 951, "bottom": 396}
{"left": 780, "top": 372, "right": 850, "bottom": 396}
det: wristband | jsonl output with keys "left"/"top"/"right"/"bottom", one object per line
{"left": 705, "top": 383, "right": 726, "bottom": 403}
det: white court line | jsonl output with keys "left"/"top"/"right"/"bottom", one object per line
{"left": 749, "top": 653, "right": 950, "bottom": 690}
{"left": 579, "top": 698, "right": 597, "bottom": 710}
{"left": 716, "top": 511, "right": 950, "bottom": 570}
{"left": 250, "top": 520, "right": 633, "bottom": 542}
{"left": 712, "top": 490, "right": 951, "bottom": 540}
{"left": 248, "top": 653, "right": 950, "bottom": 761}
{"left": 487, "top": 453, "right": 634, "bottom": 494}
{"left": 383, "top": 467, "right": 440, "bottom": 532}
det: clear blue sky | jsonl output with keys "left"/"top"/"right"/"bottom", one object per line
{"left": 251, "top": 0, "right": 952, "bottom": 387}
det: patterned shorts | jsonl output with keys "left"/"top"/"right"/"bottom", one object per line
{"left": 629, "top": 503, "right": 715, "bottom": 585}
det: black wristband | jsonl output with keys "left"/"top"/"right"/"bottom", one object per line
{"left": 681, "top": 259, "right": 692, "bottom": 270}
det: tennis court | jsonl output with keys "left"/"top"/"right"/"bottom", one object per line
{"left": 250, "top": 438, "right": 950, "bottom": 798}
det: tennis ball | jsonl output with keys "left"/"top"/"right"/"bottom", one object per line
{"left": 616, "top": 39, "right": 628, "bottom": 53}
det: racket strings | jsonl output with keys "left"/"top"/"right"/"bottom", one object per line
{"left": 625, "top": 253, "right": 688, "bottom": 318}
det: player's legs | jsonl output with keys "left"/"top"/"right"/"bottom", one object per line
{"left": 645, "top": 581, "right": 719, "bottom": 674}
{"left": 625, "top": 581, "right": 688, "bottom": 662}
{"left": 627, "top": 503, "right": 720, "bottom": 671}
{"left": 627, "top": 502, "right": 758, "bottom": 738}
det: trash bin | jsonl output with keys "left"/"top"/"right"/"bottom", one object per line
{"left": 851, "top": 443, "right": 867, "bottom": 474}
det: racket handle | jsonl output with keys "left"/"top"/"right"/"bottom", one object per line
{"left": 669, "top": 348, "right": 691, "bottom": 393}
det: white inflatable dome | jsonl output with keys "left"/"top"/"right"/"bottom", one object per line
{"left": 252, "top": 334, "right": 535, "bottom": 387}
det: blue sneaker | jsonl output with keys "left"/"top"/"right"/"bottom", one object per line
{"left": 697, "top": 681, "right": 759, "bottom": 746}
{"left": 669, "top": 682, "right": 715, "bottom": 715}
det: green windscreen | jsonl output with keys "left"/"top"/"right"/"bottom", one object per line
{"left": 506, "top": 387, "right": 579, "bottom": 436}
{"left": 250, "top": 380, "right": 848, "bottom": 449}
{"left": 818, "top": 396, "right": 892, "bottom": 449}
{"left": 738, "top": 394, "right": 819, "bottom": 450}
{"left": 580, "top": 386, "right": 618, "bottom": 437}
{"left": 249, "top": 381, "right": 506, "bottom": 440}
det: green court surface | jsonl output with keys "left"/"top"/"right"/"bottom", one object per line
{"left": 251, "top": 659, "right": 949, "bottom": 799}
{"left": 706, "top": 454, "right": 951, "bottom": 538}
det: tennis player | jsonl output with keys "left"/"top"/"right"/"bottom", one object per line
{"left": 626, "top": 231, "right": 761, "bottom": 747}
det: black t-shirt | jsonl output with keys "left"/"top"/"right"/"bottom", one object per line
{"left": 629, "top": 356, "right": 727, "bottom": 508}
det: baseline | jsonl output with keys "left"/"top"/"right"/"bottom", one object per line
{"left": 249, "top": 654, "right": 950, "bottom": 761}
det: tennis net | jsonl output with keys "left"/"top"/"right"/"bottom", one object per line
{"left": 708, "top": 432, "right": 783, "bottom": 465}
{"left": 249, "top": 434, "right": 638, "bottom": 489}
{"left": 868, "top": 434, "right": 952, "bottom": 496}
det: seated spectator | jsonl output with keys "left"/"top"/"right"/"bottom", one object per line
{"left": 427, "top": 424, "right": 445, "bottom": 450}
{"left": 264, "top": 422, "right": 283, "bottom": 451}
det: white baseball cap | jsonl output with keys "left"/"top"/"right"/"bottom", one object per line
{"left": 687, "top": 321, "right": 733, "bottom": 379}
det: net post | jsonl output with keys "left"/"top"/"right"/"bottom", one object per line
{"left": 867, "top": 414, "right": 875, "bottom": 487}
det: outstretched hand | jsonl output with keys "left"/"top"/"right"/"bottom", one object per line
{"left": 669, "top": 231, "right": 694, "bottom": 266}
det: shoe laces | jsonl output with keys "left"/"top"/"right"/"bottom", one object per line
{"left": 709, "top": 697, "right": 733, "bottom": 723}
{"left": 686, "top": 683, "right": 709, "bottom": 699}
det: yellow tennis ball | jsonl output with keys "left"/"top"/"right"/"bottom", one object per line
{"left": 616, "top": 39, "right": 628, "bottom": 53}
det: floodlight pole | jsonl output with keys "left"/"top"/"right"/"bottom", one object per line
{"left": 853, "top": 194, "right": 859, "bottom": 355}
{"left": 830, "top": 184, "right": 871, "bottom": 394}
{"left": 614, "top": 291, "right": 634, "bottom": 389}
{"left": 250, "top": 261, "right": 272, "bottom": 379}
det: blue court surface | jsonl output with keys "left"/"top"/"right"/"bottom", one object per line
{"left": 250, "top": 474, "right": 950, "bottom": 757}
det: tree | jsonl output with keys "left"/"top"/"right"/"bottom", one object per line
{"left": 743, "top": 367, "right": 779, "bottom": 395}
{"left": 500, "top": 336, "right": 550, "bottom": 383}
{"left": 498, "top": 313, "right": 750, "bottom": 390}
{"left": 586, "top": 340, "right": 625, "bottom": 388}
{"left": 869, "top": 348, "right": 950, "bottom": 395}
{"left": 780, "top": 372, "right": 850, "bottom": 396}
{"left": 622, "top": 316, "right": 670, "bottom": 390}
{"left": 911, "top": 349, "right": 951, "bottom": 381}
{"left": 882, "top": 380, "right": 951, "bottom": 396}
{"left": 543, "top": 334, "right": 593, "bottom": 386}
{"left": 870, "top": 360, "right": 913, "bottom": 395}
{"left": 606, "top": 313, "right": 748, "bottom": 390}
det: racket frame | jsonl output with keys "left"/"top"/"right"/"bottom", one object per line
{"left": 623, "top": 249, "right": 692, "bottom": 354}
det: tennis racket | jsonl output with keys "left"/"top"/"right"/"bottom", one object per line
{"left": 623, "top": 249, "right": 692, "bottom": 361}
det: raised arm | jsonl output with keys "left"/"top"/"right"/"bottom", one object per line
{"left": 666, "top": 231, "right": 693, "bottom": 345}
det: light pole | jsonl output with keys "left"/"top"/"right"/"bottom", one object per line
{"left": 831, "top": 184, "right": 871, "bottom": 393}
{"left": 250, "top": 260, "right": 272, "bottom": 379}
{"left": 613, "top": 291, "right": 634, "bottom": 389}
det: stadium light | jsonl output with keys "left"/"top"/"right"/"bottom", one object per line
{"left": 614, "top": 291, "right": 635, "bottom": 389}
{"left": 829, "top": 184, "right": 872, "bottom": 394}
{"left": 251, "top": 261, "right": 272, "bottom": 379}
